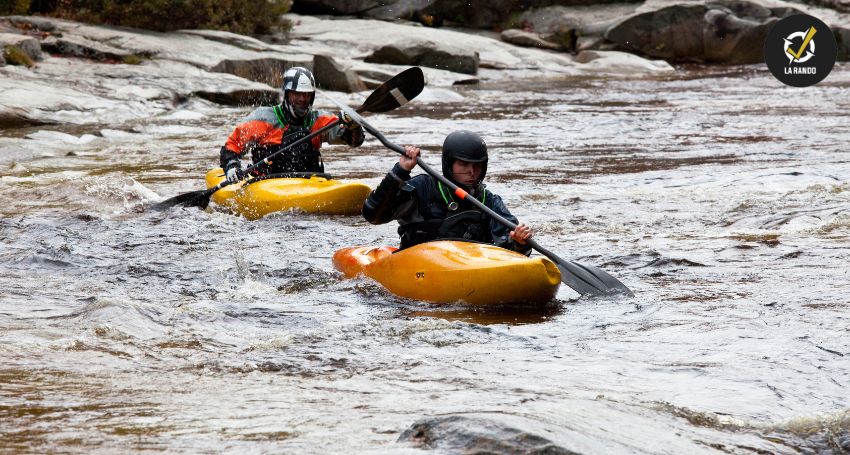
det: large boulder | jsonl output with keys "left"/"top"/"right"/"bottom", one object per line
{"left": 517, "top": 4, "right": 642, "bottom": 36}
{"left": 398, "top": 415, "right": 578, "bottom": 454}
{"left": 604, "top": 0, "right": 804, "bottom": 64}
{"left": 0, "top": 33, "right": 43, "bottom": 62}
{"left": 419, "top": 0, "right": 517, "bottom": 28}
{"left": 193, "top": 89, "right": 279, "bottom": 106}
{"left": 313, "top": 54, "right": 366, "bottom": 92}
{"left": 365, "top": 40, "right": 479, "bottom": 74}
{"left": 509, "top": 4, "right": 642, "bottom": 52}
{"left": 211, "top": 58, "right": 310, "bottom": 90}
{"left": 210, "top": 55, "right": 365, "bottom": 93}
{"left": 500, "top": 29, "right": 562, "bottom": 50}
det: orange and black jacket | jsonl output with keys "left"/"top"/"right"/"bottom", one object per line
{"left": 219, "top": 105, "right": 364, "bottom": 175}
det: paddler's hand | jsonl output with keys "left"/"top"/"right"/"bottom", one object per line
{"left": 338, "top": 111, "right": 361, "bottom": 131}
{"left": 224, "top": 160, "right": 244, "bottom": 183}
{"left": 510, "top": 223, "right": 533, "bottom": 245}
{"left": 399, "top": 145, "right": 421, "bottom": 172}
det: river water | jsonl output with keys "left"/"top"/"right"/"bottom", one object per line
{"left": 1, "top": 64, "right": 849, "bottom": 454}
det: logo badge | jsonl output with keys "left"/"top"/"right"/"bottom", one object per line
{"left": 764, "top": 14, "right": 837, "bottom": 87}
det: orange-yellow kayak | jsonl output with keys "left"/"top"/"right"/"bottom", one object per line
{"left": 333, "top": 240, "right": 561, "bottom": 305}
{"left": 205, "top": 168, "right": 371, "bottom": 220}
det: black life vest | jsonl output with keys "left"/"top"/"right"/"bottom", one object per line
{"left": 398, "top": 181, "right": 491, "bottom": 249}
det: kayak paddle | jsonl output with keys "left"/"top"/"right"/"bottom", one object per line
{"left": 152, "top": 66, "right": 426, "bottom": 211}
{"left": 321, "top": 92, "right": 634, "bottom": 298}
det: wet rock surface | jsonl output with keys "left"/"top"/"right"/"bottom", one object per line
{"left": 501, "top": 29, "right": 563, "bottom": 51}
{"left": 0, "top": 11, "right": 679, "bottom": 127}
{"left": 799, "top": 0, "right": 850, "bottom": 12}
{"left": 0, "top": 32, "right": 42, "bottom": 61}
{"left": 605, "top": 0, "right": 804, "bottom": 63}
{"left": 399, "top": 415, "right": 580, "bottom": 454}
{"left": 210, "top": 57, "right": 311, "bottom": 89}
{"left": 313, "top": 54, "right": 367, "bottom": 92}
{"left": 0, "top": 52, "right": 848, "bottom": 453}
{"left": 41, "top": 34, "right": 136, "bottom": 61}
{"left": 365, "top": 40, "right": 480, "bottom": 74}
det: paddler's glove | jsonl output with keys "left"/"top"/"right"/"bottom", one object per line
{"left": 339, "top": 111, "right": 360, "bottom": 131}
{"left": 224, "top": 160, "right": 244, "bottom": 183}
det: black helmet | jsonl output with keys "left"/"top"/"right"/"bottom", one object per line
{"left": 441, "top": 130, "right": 488, "bottom": 187}
{"left": 281, "top": 66, "right": 316, "bottom": 119}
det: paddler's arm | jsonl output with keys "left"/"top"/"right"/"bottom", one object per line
{"left": 487, "top": 193, "right": 533, "bottom": 255}
{"left": 322, "top": 111, "right": 365, "bottom": 147}
{"left": 363, "top": 146, "right": 419, "bottom": 224}
{"left": 219, "top": 108, "right": 275, "bottom": 173}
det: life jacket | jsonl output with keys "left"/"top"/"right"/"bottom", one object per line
{"left": 250, "top": 106, "right": 323, "bottom": 174}
{"left": 398, "top": 180, "right": 491, "bottom": 249}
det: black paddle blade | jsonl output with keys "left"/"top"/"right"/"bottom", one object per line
{"left": 358, "top": 67, "right": 425, "bottom": 113}
{"left": 151, "top": 189, "right": 213, "bottom": 211}
{"left": 526, "top": 239, "right": 632, "bottom": 297}
{"left": 556, "top": 260, "right": 634, "bottom": 297}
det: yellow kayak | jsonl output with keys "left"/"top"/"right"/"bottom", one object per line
{"left": 333, "top": 240, "right": 561, "bottom": 305}
{"left": 205, "top": 168, "right": 371, "bottom": 220}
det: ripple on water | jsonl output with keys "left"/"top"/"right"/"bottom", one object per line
{"left": 1, "top": 65, "right": 849, "bottom": 453}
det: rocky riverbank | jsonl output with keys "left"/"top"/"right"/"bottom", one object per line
{"left": 2, "top": 0, "right": 848, "bottom": 129}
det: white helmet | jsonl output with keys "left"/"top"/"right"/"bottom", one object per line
{"left": 282, "top": 66, "right": 316, "bottom": 119}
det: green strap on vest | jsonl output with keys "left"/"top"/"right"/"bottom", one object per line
{"left": 437, "top": 181, "right": 485, "bottom": 206}
{"left": 273, "top": 105, "right": 315, "bottom": 128}
{"left": 273, "top": 105, "right": 287, "bottom": 128}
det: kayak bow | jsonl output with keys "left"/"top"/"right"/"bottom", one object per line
{"left": 205, "top": 168, "right": 371, "bottom": 220}
{"left": 334, "top": 240, "right": 561, "bottom": 305}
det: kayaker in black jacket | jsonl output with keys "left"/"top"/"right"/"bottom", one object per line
{"left": 219, "top": 67, "right": 364, "bottom": 183}
{"left": 363, "top": 130, "right": 533, "bottom": 253}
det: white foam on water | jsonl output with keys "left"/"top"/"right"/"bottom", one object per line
{"left": 161, "top": 110, "right": 206, "bottom": 121}
{"left": 81, "top": 175, "right": 161, "bottom": 214}
{"left": 414, "top": 87, "right": 465, "bottom": 103}
{"left": 114, "top": 85, "right": 169, "bottom": 100}
{"left": 246, "top": 334, "right": 295, "bottom": 351}
{"left": 125, "top": 178, "right": 161, "bottom": 203}
{"left": 232, "top": 277, "right": 279, "bottom": 300}
{"left": 99, "top": 129, "right": 139, "bottom": 140}
{"left": 25, "top": 130, "right": 100, "bottom": 145}
{"left": 138, "top": 124, "right": 209, "bottom": 135}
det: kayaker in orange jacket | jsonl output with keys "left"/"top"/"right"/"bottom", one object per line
{"left": 363, "top": 130, "right": 533, "bottom": 253}
{"left": 219, "top": 67, "right": 364, "bottom": 183}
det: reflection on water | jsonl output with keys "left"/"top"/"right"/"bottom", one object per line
{"left": 407, "top": 301, "right": 565, "bottom": 325}
{"left": 1, "top": 64, "right": 849, "bottom": 453}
